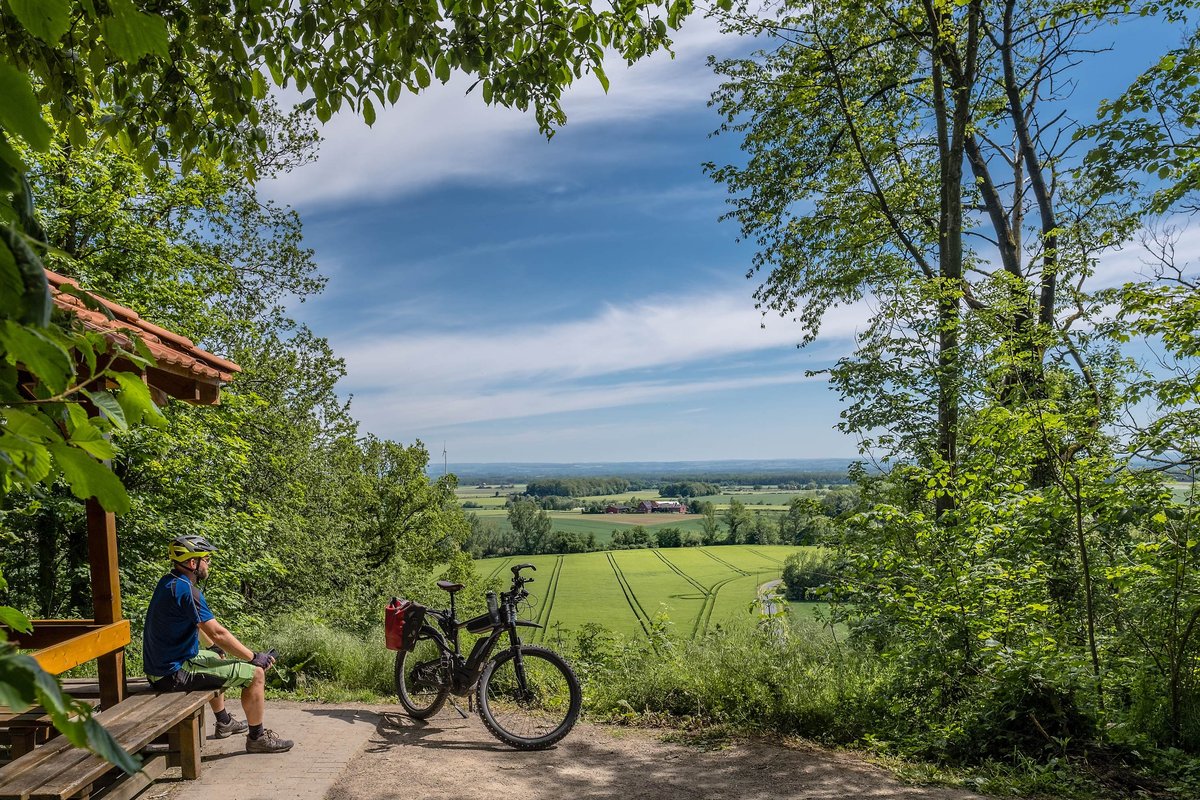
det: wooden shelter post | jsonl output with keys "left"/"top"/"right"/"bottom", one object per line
{"left": 86, "top": 498, "right": 125, "bottom": 708}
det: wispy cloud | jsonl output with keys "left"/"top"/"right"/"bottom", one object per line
{"left": 340, "top": 291, "right": 865, "bottom": 389}
{"left": 356, "top": 371, "right": 821, "bottom": 431}
{"left": 337, "top": 290, "right": 867, "bottom": 432}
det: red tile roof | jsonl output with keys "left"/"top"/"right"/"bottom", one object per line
{"left": 46, "top": 269, "right": 240, "bottom": 394}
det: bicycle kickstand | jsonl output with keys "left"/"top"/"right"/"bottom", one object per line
{"left": 446, "top": 696, "right": 469, "bottom": 719}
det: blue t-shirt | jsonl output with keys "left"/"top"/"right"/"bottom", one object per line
{"left": 142, "top": 569, "right": 215, "bottom": 677}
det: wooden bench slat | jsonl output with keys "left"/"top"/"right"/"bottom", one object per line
{"left": 1, "top": 690, "right": 217, "bottom": 800}
{"left": 27, "top": 695, "right": 215, "bottom": 800}
{"left": 96, "top": 755, "right": 167, "bottom": 800}
{"left": 0, "top": 689, "right": 217, "bottom": 800}
{"left": 0, "top": 694, "right": 162, "bottom": 799}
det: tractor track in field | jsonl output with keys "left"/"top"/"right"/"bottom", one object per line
{"left": 746, "top": 547, "right": 785, "bottom": 566}
{"left": 700, "top": 548, "right": 751, "bottom": 576}
{"left": 532, "top": 555, "right": 563, "bottom": 640}
{"left": 485, "top": 558, "right": 510, "bottom": 582}
{"left": 651, "top": 549, "right": 710, "bottom": 638}
{"left": 700, "top": 575, "right": 742, "bottom": 635}
{"left": 607, "top": 552, "right": 651, "bottom": 635}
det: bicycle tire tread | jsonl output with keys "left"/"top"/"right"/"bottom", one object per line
{"left": 476, "top": 645, "right": 581, "bottom": 750}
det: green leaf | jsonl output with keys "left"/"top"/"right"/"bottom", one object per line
{"left": 362, "top": 97, "right": 376, "bottom": 126}
{"left": 0, "top": 606, "right": 31, "bottom": 634}
{"left": 0, "top": 407, "right": 61, "bottom": 441}
{"left": 414, "top": 64, "right": 431, "bottom": 89}
{"left": 100, "top": 0, "right": 169, "bottom": 62}
{"left": 250, "top": 70, "right": 267, "bottom": 100}
{"left": 0, "top": 63, "right": 52, "bottom": 151}
{"left": 0, "top": 320, "right": 73, "bottom": 394}
{"left": 114, "top": 372, "right": 165, "bottom": 428}
{"left": 46, "top": 443, "right": 130, "bottom": 512}
{"left": 80, "top": 717, "right": 141, "bottom": 774}
{"left": 0, "top": 238, "right": 21, "bottom": 317}
{"left": 435, "top": 55, "right": 450, "bottom": 84}
{"left": 68, "top": 420, "right": 116, "bottom": 460}
{"left": 0, "top": 431, "right": 54, "bottom": 483}
{"left": 8, "top": 0, "right": 72, "bottom": 43}
{"left": 0, "top": 649, "right": 38, "bottom": 711}
{"left": 84, "top": 389, "right": 128, "bottom": 430}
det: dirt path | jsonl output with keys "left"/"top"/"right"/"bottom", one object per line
{"left": 327, "top": 711, "right": 986, "bottom": 800}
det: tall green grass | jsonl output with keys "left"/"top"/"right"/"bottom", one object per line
{"left": 268, "top": 615, "right": 395, "bottom": 700}
{"left": 578, "top": 616, "right": 884, "bottom": 742}
{"left": 265, "top": 609, "right": 881, "bottom": 743}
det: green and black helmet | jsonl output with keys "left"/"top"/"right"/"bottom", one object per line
{"left": 168, "top": 535, "right": 217, "bottom": 563}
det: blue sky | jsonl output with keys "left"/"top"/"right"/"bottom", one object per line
{"left": 262, "top": 12, "right": 1192, "bottom": 464}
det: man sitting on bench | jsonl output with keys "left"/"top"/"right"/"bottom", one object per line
{"left": 143, "top": 535, "right": 294, "bottom": 754}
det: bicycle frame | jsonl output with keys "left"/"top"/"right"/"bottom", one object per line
{"left": 416, "top": 576, "right": 543, "bottom": 696}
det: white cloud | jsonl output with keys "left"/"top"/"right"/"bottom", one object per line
{"left": 263, "top": 16, "right": 741, "bottom": 208}
{"left": 356, "top": 371, "right": 820, "bottom": 431}
{"left": 1091, "top": 219, "right": 1200, "bottom": 288}
{"left": 337, "top": 289, "right": 868, "bottom": 432}
{"left": 339, "top": 290, "right": 866, "bottom": 390}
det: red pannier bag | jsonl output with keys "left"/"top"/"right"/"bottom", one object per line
{"left": 385, "top": 597, "right": 427, "bottom": 651}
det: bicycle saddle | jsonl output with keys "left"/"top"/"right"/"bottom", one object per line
{"left": 437, "top": 580, "right": 464, "bottom": 593}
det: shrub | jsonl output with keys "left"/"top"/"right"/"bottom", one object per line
{"left": 781, "top": 550, "right": 835, "bottom": 600}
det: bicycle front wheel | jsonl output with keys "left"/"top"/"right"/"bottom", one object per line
{"left": 395, "top": 636, "right": 450, "bottom": 719}
{"left": 476, "top": 644, "right": 581, "bottom": 750}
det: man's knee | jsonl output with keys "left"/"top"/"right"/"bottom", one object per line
{"left": 251, "top": 666, "right": 265, "bottom": 686}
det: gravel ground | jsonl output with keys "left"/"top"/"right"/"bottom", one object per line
{"left": 326, "top": 710, "right": 987, "bottom": 800}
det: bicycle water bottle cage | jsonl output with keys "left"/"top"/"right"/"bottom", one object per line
{"left": 437, "top": 580, "right": 464, "bottom": 593}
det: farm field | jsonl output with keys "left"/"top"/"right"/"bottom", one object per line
{"left": 456, "top": 484, "right": 524, "bottom": 509}
{"left": 475, "top": 545, "right": 811, "bottom": 639}
{"left": 467, "top": 508, "right": 709, "bottom": 544}
{"left": 691, "top": 490, "right": 820, "bottom": 509}
{"left": 458, "top": 486, "right": 828, "bottom": 512}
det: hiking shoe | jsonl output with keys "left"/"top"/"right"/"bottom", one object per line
{"left": 214, "top": 715, "right": 248, "bottom": 739}
{"left": 246, "top": 729, "right": 294, "bottom": 754}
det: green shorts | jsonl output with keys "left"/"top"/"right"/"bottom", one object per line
{"left": 151, "top": 649, "right": 258, "bottom": 692}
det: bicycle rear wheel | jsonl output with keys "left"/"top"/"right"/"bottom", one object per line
{"left": 395, "top": 636, "right": 449, "bottom": 719}
{"left": 476, "top": 644, "right": 581, "bottom": 750}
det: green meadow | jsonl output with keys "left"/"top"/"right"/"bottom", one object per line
{"left": 466, "top": 508, "right": 710, "bottom": 545}
{"left": 475, "top": 545, "right": 810, "bottom": 639}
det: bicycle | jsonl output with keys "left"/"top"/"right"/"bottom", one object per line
{"left": 393, "top": 563, "right": 582, "bottom": 750}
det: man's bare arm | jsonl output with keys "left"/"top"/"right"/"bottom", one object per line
{"left": 198, "top": 618, "right": 255, "bottom": 661}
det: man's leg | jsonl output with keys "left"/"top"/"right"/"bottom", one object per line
{"left": 184, "top": 652, "right": 291, "bottom": 753}
{"left": 240, "top": 667, "right": 265, "bottom": 726}
{"left": 180, "top": 651, "right": 248, "bottom": 738}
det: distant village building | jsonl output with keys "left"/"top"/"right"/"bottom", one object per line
{"left": 605, "top": 504, "right": 631, "bottom": 514}
{"left": 637, "top": 500, "right": 687, "bottom": 513}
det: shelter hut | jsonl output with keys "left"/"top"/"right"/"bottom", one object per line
{"left": 9, "top": 269, "right": 240, "bottom": 709}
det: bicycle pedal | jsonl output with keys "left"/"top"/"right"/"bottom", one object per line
{"left": 447, "top": 697, "right": 469, "bottom": 719}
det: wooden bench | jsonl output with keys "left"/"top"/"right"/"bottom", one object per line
{"left": 0, "top": 688, "right": 218, "bottom": 800}
{"left": 0, "top": 623, "right": 135, "bottom": 760}
{"left": 1, "top": 703, "right": 99, "bottom": 759}
{"left": 0, "top": 682, "right": 151, "bottom": 759}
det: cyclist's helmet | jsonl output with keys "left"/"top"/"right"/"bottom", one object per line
{"left": 168, "top": 535, "right": 217, "bottom": 563}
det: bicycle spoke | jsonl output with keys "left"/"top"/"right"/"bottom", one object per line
{"left": 478, "top": 646, "right": 580, "bottom": 748}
